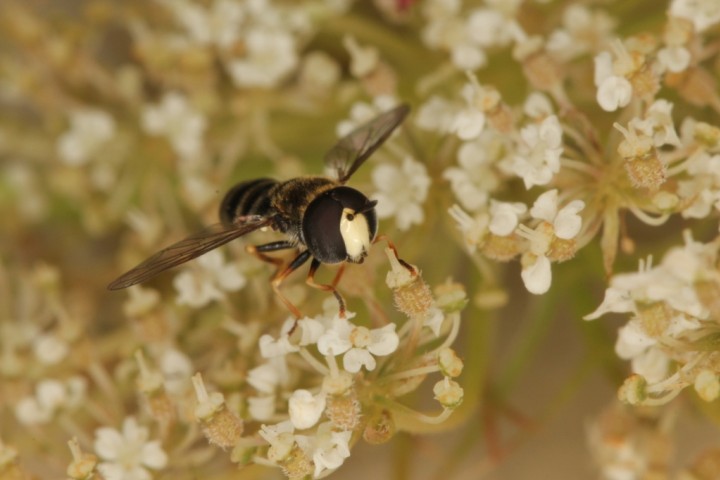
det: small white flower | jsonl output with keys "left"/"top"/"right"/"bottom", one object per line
{"left": 167, "top": 0, "right": 244, "bottom": 49}
{"left": 448, "top": 204, "right": 490, "bottom": 252}
{"left": 523, "top": 92, "right": 554, "bottom": 119}
{"left": 670, "top": 0, "right": 720, "bottom": 33}
{"left": 596, "top": 75, "right": 633, "bottom": 112}
{"left": 415, "top": 96, "right": 459, "bottom": 134}
{"left": 159, "top": 348, "right": 193, "bottom": 395}
{"left": 247, "top": 357, "right": 290, "bottom": 394}
{"left": 373, "top": 156, "right": 431, "bottom": 231}
{"left": 451, "top": 108, "right": 485, "bottom": 140}
{"left": 488, "top": 201, "right": 527, "bottom": 236}
{"left": 518, "top": 190, "right": 585, "bottom": 295}
{"left": 512, "top": 116, "right": 564, "bottom": 189}
{"left": 585, "top": 247, "right": 707, "bottom": 323}
{"left": 14, "top": 377, "right": 86, "bottom": 426}
{"left": 259, "top": 421, "right": 297, "bottom": 463}
{"left": 530, "top": 189, "right": 584, "bottom": 240}
{"left": 142, "top": 92, "right": 207, "bottom": 160}
{"left": 304, "top": 422, "right": 352, "bottom": 478}
{"left": 32, "top": 333, "right": 69, "bottom": 365}
{"left": 657, "top": 45, "right": 691, "bottom": 73}
{"left": 546, "top": 5, "right": 616, "bottom": 61}
{"left": 258, "top": 317, "right": 299, "bottom": 358}
{"left": 343, "top": 35, "right": 379, "bottom": 78}
{"left": 288, "top": 389, "right": 326, "bottom": 430}
{"left": 226, "top": 29, "right": 298, "bottom": 88}
{"left": 443, "top": 132, "right": 502, "bottom": 212}
{"left": 94, "top": 417, "right": 168, "bottom": 480}
{"left": 248, "top": 395, "right": 277, "bottom": 421}
{"left": 336, "top": 96, "right": 399, "bottom": 137}
{"left": 594, "top": 51, "right": 633, "bottom": 112}
{"left": 628, "top": 100, "right": 681, "bottom": 148}
{"left": 57, "top": 109, "right": 116, "bottom": 166}
{"left": 466, "top": 8, "right": 515, "bottom": 48}
{"left": 317, "top": 316, "right": 399, "bottom": 373}
{"left": 174, "top": 250, "right": 246, "bottom": 308}
{"left": 520, "top": 254, "right": 552, "bottom": 295}
{"left": 423, "top": 307, "right": 445, "bottom": 337}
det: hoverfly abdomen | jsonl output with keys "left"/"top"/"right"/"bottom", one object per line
{"left": 219, "top": 178, "right": 278, "bottom": 225}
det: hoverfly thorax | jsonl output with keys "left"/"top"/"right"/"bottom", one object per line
{"left": 302, "top": 186, "right": 378, "bottom": 264}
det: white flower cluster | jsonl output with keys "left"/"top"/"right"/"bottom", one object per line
{"left": 229, "top": 269, "right": 465, "bottom": 478}
{"left": 14, "top": 377, "right": 87, "bottom": 426}
{"left": 420, "top": 0, "right": 520, "bottom": 70}
{"left": 585, "top": 231, "right": 720, "bottom": 405}
{"left": 432, "top": 76, "right": 582, "bottom": 296}
{"left": 158, "top": 0, "right": 307, "bottom": 89}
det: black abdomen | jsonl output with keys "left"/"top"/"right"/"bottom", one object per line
{"left": 219, "top": 178, "right": 277, "bottom": 225}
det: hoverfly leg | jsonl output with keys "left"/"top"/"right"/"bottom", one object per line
{"left": 306, "top": 258, "right": 347, "bottom": 318}
{"left": 270, "top": 250, "right": 312, "bottom": 321}
{"left": 330, "top": 263, "right": 346, "bottom": 288}
{"left": 373, "top": 234, "right": 417, "bottom": 275}
{"left": 246, "top": 240, "right": 297, "bottom": 272}
{"left": 248, "top": 241, "right": 309, "bottom": 320}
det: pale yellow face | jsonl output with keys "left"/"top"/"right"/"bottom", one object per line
{"left": 339, "top": 207, "right": 372, "bottom": 262}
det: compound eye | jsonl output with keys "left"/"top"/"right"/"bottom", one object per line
{"left": 302, "top": 193, "right": 346, "bottom": 264}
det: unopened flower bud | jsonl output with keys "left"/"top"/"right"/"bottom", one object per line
{"left": 637, "top": 302, "right": 672, "bottom": 338}
{"left": 434, "top": 282, "right": 468, "bottom": 313}
{"left": 279, "top": 446, "right": 314, "bottom": 480}
{"left": 0, "top": 439, "right": 34, "bottom": 480}
{"left": 322, "top": 372, "right": 354, "bottom": 396}
{"left": 66, "top": 438, "right": 97, "bottom": 480}
{"left": 547, "top": 236, "right": 577, "bottom": 262}
{"left": 326, "top": 392, "right": 362, "bottom": 431}
{"left": 652, "top": 191, "right": 679, "bottom": 211}
{"left": 694, "top": 370, "right": 720, "bottom": 402}
{"left": 618, "top": 374, "right": 647, "bottom": 405}
{"left": 230, "top": 444, "right": 257, "bottom": 466}
{"left": 437, "top": 348, "right": 463, "bottom": 378}
{"left": 136, "top": 351, "right": 176, "bottom": 433}
{"left": 386, "top": 249, "right": 433, "bottom": 320}
{"left": 692, "top": 122, "right": 720, "bottom": 149}
{"left": 193, "top": 374, "right": 243, "bottom": 449}
{"left": 363, "top": 409, "right": 396, "bottom": 444}
{"left": 433, "top": 378, "right": 464, "bottom": 408}
{"left": 623, "top": 152, "right": 667, "bottom": 190}
{"left": 481, "top": 233, "right": 524, "bottom": 261}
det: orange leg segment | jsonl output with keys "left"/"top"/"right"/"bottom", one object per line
{"left": 306, "top": 259, "right": 347, "bottom": 318}
{"left": 247, "top": 241, "right": 310, "bottom": 319}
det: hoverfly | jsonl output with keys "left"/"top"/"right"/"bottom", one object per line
{"left": 108, "top": 104, "right": 411, "bottom": 317}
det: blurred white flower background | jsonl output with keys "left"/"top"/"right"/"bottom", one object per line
{"left": 2, "top": 0, "right": 720, "bottom": 479}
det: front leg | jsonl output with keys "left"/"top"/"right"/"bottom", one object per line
{"left": 247, "top": 241, "right": 311, "bottom": 318}
{"left": 270, "top": 250, "right": 312, "bottom": 319}
{"left": 306, "top": 258, "right": 347, "bottom": 318}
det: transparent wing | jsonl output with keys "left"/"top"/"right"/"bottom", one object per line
{"left": 107, "top": 216, "right": 274, "bottom": 290}
{"left": 325, "top": 104, "right": 410, "bottom": 184}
